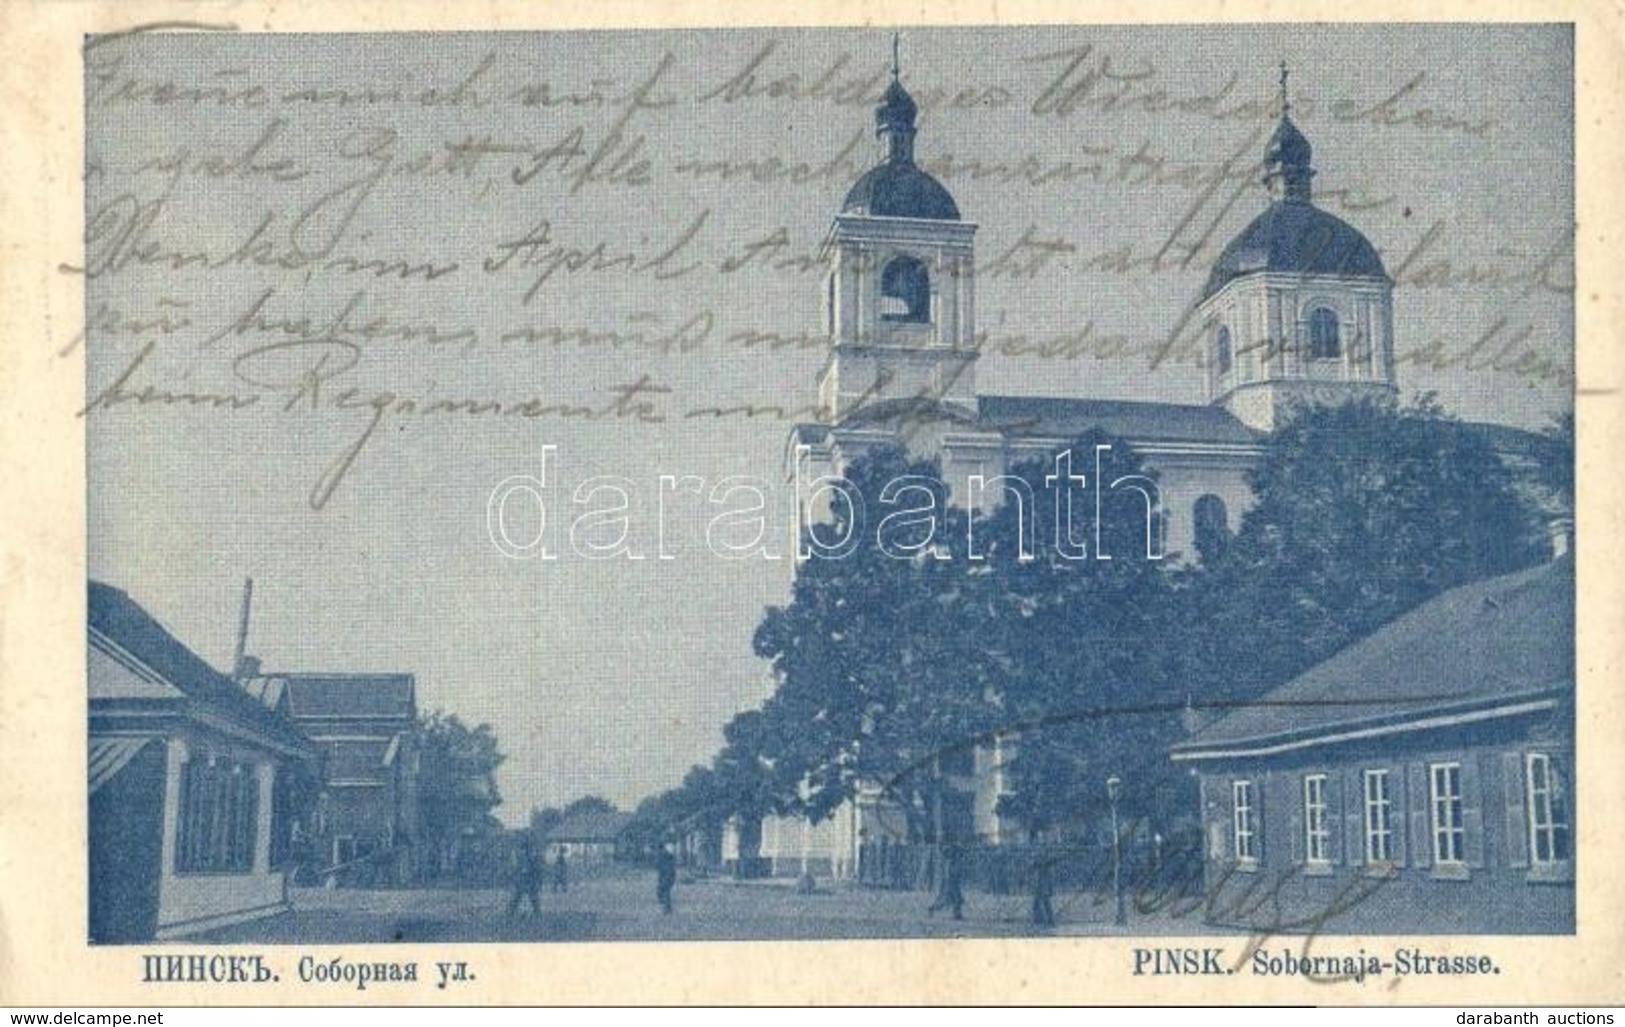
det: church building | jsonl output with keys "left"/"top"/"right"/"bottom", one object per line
{"left": 761, "top": 57, "right": 1402, "bottom": 871}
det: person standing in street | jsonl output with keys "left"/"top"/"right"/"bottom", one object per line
{"left": 1030, "top": 851, "right": 1057, "bottom": 928}
{"left": 552, "top": 848, "right": 568, "bottom": 893}
{"left": 926, "top": 844, "right": 966, "bottom": 920}
{"left": 655, "top": 843, "right": 677, "bottom": 914}
{"left": 507, "top": 836, "right": 543, "bottom": 918}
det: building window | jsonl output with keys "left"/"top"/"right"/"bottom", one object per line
{"left": 1303, "top": 774, "right": 1330, "bottom": 864}
{"left": 1232, "top": 780, "right": 1258, "bottom": 862}
{"left": 1363, "top": 769, "right": 1394, "bottom": 863}
{"left": 879, "top": 255, "right": 931, "bottom": 323}
{"left": 176, "top": 757, "right": 259, "bottom": 874}
{"left": 1430, "top": 762, "right": 1466, "bottom": 865}
{"left": 1526, "top": 753, "right": 1571, "bottom": 866}
{"left": 1308, "top": 307, "right": 1341, "bottom": 359}
{"left": 1215, "top": 325, "right": 1233, "bottom": 375}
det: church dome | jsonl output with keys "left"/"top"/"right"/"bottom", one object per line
{"left": 842, "top": 162, "right": 961, "bottom": 220}
{"left": 1202, "top": 202, "right": 1388, "bottom": 301}
{"left": 841, "top": 46, "right": 961, "bottom": 221}
{"left": 1202, "top": 68, "right": 1386, "bottom": 301}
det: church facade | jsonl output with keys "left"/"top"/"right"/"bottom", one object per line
{"left": 761, "top": 62, "right": 1404, "bottom": 871}
{"left": 791, "top": 64, "right": 1397, "bottom": 564}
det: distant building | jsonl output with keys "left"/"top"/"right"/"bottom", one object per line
{"left": 243, "top": 671, "right": 421, "bottom": 886}
{"left": 1170, "top": 557, "right": 1574, "bottom": 933}
{"left": 88, "top": 582, "right": 314, "bottom": 942}
{"left": 545, "top": 810, "right": 634, "bottom": 864}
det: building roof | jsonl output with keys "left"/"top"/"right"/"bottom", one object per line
{"left": 1202, "top": 201, "right": 1389, "bottom": 302}
{"left": 1264, "top": 113, "right": 1312, "bottom": 171}
{"left": 978, "top": 395, "right": 1261, "bottom": 446}
{"left": 1172, "top": 557, "right": 1574, "bottom": 759}
{"left": 842, "top": 161, "right": 961, "bottom": 221}
{"left": 279, "top": 673, "right": 417, "bottom": 722}
{"left": 89, "top": 736, "right": 158, "bottom": 794}
{"left": 88, "top": 581, "right": 312, "bottom": 755}
{"left": 840, "top": 63, "right": 960, "bottom": 221}
{"left": 546, "top": 810, "right": 634, "bottom": 843}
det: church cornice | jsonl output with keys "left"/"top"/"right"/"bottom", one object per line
{"left": 1198, "top": 269, "right": 1394, "bottom": 314}
{"left": 826, "top": 214, "right": 978, "bottom": 249}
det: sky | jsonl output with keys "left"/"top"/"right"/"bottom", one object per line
{"left": 82, "top": 25, "right": 1573, "bottom": 821}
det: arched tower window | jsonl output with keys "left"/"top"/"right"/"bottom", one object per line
{"left": 1193, "top": 494, "right": 1230, "bottom": 563}
{"left": 1307, "top": 307, "right": 1340, "bottom": 360}
{"left": 1215, "top": 325, "right": 1233, "bottom": 376}
{"left": 880, "top": 255, "right": 931, "bottom": 323}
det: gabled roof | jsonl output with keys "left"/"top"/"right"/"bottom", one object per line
{"left": 88, "top": 581, "right": 312, "bottom": 755}
{"left": 1172, "top": 558, "right": 1574, "bottom": 760}
{"left": 546, "top": 810, "right": 633, "bottom": 843}
{"left": 978, "top": 395, "right": 1261, "bottom": 447}
{"left": 280, "top": 673, "right": 417, "bottom": 721}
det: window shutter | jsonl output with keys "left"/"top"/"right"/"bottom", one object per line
{"left": 1503, "top": 752, "right": 1529, "bottom": 869}
{"left": 1340, "top": 770, "right": 1360, "bottom": 866}
{"left": 1408, "top": 763, "right": 1431, "bottom": 869}
{"left": 1390, "top": 768, "right": 1407, "bottom": 868}
{"left": 1461, "top": 756, "right": 1485, "bottom": 868}
{"left": 175, "top": 761, "right": 194, "bottom": 873}
{"left": 1288, "top": 776, "right": 1303, "bottom": 865}
{"left": 1254, "top": 776, "right": 1266, "bottom": 862}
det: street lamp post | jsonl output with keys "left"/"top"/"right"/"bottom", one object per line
{"left": 1106, "top": 774, "right": 1126, "bottom": 927}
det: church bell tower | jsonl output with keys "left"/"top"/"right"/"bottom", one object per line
{"left": 815, "top": 40, "right": 978, "bottom": 422}
{"left": 1199, "top": 66, "right": 1398, "bottom": 433}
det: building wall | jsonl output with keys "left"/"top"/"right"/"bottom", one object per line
{"left": 323, "top": 785, "right": 400, "bottom": 853}
{"left": 760, "top": 803, "right": 862, "bottom": 879}
{"left": 89, "top": 739, "right": 167, "bottom": 943}
{"left": 300, "top": 726, "right": 417, "bottom": 883}
{"left": 154, "top": 734, "right": 287, "bottom": 938}
{"left": 1191, "top": 727, "right": 1574, "bottom": 934}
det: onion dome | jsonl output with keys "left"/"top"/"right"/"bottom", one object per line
{"left": 1201, "top": 65, "right": 1388, "bottom": 301}
{"left": 840, "top": 37, "right": 961, "bottom": 221}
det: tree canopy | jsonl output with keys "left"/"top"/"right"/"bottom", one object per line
{"left": 632, "top": 398, "right": 1565, "bottom": 851}
{"left": 417, "top": 711, "right": 506, "bottom": 876}
{"left": 1176, "top": 397, "right": 1548, "bottom": 707}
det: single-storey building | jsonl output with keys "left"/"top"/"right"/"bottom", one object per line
{"left": 89, "top": 582, "right": 314, "bottom": 942}
{"left": 546, "top": 810, "right": 634, "bottom": 864}
{"left": 1170, "top": 556, "right": 1573, "bottom": 934}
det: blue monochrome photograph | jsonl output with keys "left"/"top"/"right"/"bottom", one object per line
{"left": 81, "top": 25, "right": 1574, "bottom": 945}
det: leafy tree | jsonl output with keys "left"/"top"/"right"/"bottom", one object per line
{"left": 529, "top": 805, "right": 564, "bottom": 838}
{"left": 417, "top": 711, "right": 506, "bottom": 878}
{"left": 1536, "top": 411, "right": 1574, "bottom": 513}
{"left": 1177, "top": 396, "right": 1547, "bottom": 708}
{"left": 561, "top": 795, "right": 618, "bottom": 818}
{"left": 972, "top": 431, "right": 1186, "bottom": 838}
{"left": 751, "top": 445, "right": 995, "bottom": 843}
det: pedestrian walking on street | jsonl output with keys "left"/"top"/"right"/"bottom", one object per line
{"left": 655, "top": 844, "right": 677, "bottom": 914}
{"left": 508, "top": 836, "right": 543, "bottom": 917}
{"left": 1030, "top": 851, "right": 1057, "bottom": 928}
{"left": 926, "top": 844, "right": 965, "bottom": 920}
{"left": 552, "top": 848, "right": 568, "bottom": 893}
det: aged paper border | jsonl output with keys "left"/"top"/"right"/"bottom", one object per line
{"left": 0, "top": 0, "right": 1619, "bottom": 1006}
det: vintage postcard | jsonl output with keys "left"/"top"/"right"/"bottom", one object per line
{"left": 1, "top": 0, "right": 1621, "bottom": 1007}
